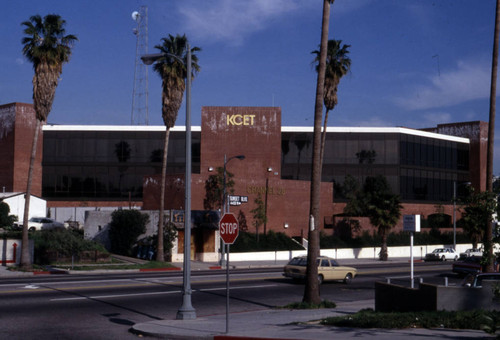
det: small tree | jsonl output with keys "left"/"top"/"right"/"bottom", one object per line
{"left": 460, "top": 187, "right": 497, "bottom": 257}
{"left": 251, "top": 193, "right": 267, "bottom": 243}
{"left": 109, "top": 209, "right": 148, "bottom": 256}
{"left": 146, "top": 221, "right": 177, "bottom": 261}
{"left": 203, "top": 167, "right": 236, "bottom": 210}
{"left": 0, "top": 202, "right": 17, "bottom": 228}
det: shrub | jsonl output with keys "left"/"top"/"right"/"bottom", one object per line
{"left": 108, "top": 209, "right": 148, "bottom": 256}
{"left": 0, "top": 202, "right": 17, "bottom": 228}
{"left": 231, "top": 231, "right": 303, "bottom": 252}
{"left": 32, "top": 228, "right": 107, "bottom": 265}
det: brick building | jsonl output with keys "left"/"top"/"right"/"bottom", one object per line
{"left": 0, "top": 102, "right": 488, "bottom": 259}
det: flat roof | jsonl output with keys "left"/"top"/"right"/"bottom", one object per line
{"left": 43, "top": 124, "right": 469, "bottom": 144}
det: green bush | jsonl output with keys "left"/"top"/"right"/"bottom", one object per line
{"left": 320, "top": 230, "right": 470, "bottom": 249}
{"left": 322, "top": 308, "right": 498, "bottom": 330}
{"left": 231, "top": 231, "right": 303, "bottom": 252}
{"left": 32, "top": 228, "right": 107, "bottom": 265}
{"left": 109, "top": 209, "right": 149, "bottom": 256}
{"left": 0, "top": 202, "right": 17, "bottom": 228}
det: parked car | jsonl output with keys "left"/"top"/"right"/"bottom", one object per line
{"left": 452, "top": 256, "right": 482, "bottom": 276}
{"left": 459, "top": 248, "right": 483, "bottom": 260}
{"left": 283, "top": 256, "right": 357, "bottom": 284}
{"left": 424, "top": 247, "right": 458, "bottom": 261}
{"left": 462, "top": 273, "right": 500, "bottom": 288}
{"left": 23, "top": 217, "right": 65, "bottom": 231}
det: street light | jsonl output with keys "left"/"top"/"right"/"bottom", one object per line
{"left": 141, "top": 44, "right": 195, "bottom": 320}
{"left": 220, "top": 154, "right": 245, "bottom": 266}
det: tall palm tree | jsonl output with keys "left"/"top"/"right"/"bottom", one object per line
{"left": 312, "top": 40, "right": 351, "bottom": 165}
{"left": 152, "top": 34, "right": 200, "bottom": 262}
{"left": 20, "top": 14, "right": 77, "bottom": 268}
{"left": 303, "top": 0, "right": 333, "bottom": 305}
{"left": 485, "top": 0, "right": 500, "bottom": 273}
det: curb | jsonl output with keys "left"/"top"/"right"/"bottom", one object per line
{"left": 139, "top": 267, "right": 181, "bottom": 272}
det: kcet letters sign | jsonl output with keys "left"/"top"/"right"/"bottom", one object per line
{"left": 226, "top": 114, "right": 256, "bottom": 126}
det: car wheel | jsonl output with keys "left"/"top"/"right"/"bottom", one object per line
{"left": 441, "top": 255, "right": 446, "bottom": 261}
{"left": 454, "top": 255, "right": 458, "bottom": 261}
{"left": 318, "top": 274, "right": 324, "bottom": 285}
{"left": 344, "top": 273, "right": 353, "bottom": 284}
{"left": 29, "top": 227, "right": 36, "bottom": 232}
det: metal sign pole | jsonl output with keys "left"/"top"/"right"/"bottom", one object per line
{"left": 226, "top": 243, "right": 230, "bottom": 334}
{"left": 410, "top": 231, "right": 414, "bottom": 288}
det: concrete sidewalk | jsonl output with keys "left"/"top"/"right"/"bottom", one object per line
{"left": 131, "top": 299, "right": 491, "bottom": 339}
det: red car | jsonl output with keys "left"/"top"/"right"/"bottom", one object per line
{"left": 452, "top": 256, "right": 482, "bottom": 276}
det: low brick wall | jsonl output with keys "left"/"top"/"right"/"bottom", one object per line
{"left": 375, "top": 281, "right": 500, "bottom": 312}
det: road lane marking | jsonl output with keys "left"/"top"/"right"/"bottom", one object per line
{"left": 199, "top": 284, "right": 277, "bottom": 292}
{"left": 50, "top": 289, "right": 183, "bottom": 301}
{"left": 49, "top": 284, "right": 278, "bottom": 301}
{"left": 23, "top": 285, "right": 40, "bottom": 289}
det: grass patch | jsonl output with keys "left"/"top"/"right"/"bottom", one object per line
{"left": 321, "top": 308, "right": 500, "bottom": 330}
{"left": 8, "top": 264, "right": 46, "bottom": 272}
{"left": 279, "top": 300, "right": 337, "bottom": 310}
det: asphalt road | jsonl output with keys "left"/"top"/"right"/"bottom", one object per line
{"left": 0, "top": 261, "right": 456, "bottom": 339}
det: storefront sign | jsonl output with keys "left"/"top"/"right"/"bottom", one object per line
{"left": 226, "top": 114, "right": 255, "bottom": 126}
{"left": 246, "top": 185, "right": 285, "bottom": 196}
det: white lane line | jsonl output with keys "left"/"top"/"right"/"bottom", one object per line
{"left": 50, "top": 290, "right": 183, "bottom": 301}
{"left": 199, "top": 284, "right": 277, "bottom": 292}
{"left": 49, "top": 284, "right": 278, "bottom": 301}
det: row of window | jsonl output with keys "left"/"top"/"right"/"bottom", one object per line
{"left": 42, "top": 131, "right": 470, "bottom": 203}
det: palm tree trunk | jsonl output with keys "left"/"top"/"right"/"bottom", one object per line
{"left": 156, "top": 128, "right": 171, "bottom": 262}
{"left": 485, "top": 0, "right": 500, "bottom": 273}
{"left": 303, "top": 0, "right": 332, "bottom": 305}
{"left": 320, "top": 109, "right": 330, "bottom": 168}
{"left": 379, "top": 230, "right": 388, "bottom": 261}
{"left": 20, "top": 119, "right": 41, "bottom": 268}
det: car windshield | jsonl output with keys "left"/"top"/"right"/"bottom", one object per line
{"left": 475, "top": 275, "right": 500, "bottom": 287}
{"left": 433, "top": 249, "right": 444, "bottom": 253}
{"left": 288, "top": 257, "right": 307, "bottom": 266}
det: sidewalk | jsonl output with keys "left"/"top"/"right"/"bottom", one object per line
{"left": 131, "top": 300, "right": 491, "bottom": 339}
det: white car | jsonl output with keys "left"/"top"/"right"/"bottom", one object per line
{"left": 25, "top": 217, "right": 65, "bottom": 231}
{"left": 424, "top": 247, "right": 459, "bottom": 261}
{"left": 459, "top": 248, "right": 483, "bottom": 259}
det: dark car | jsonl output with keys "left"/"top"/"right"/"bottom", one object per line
{"left": 452, "top": 256, "right": 482, "bottom": 276}
{"left": 462, "top": 273, "right": 500, "bottom": 288}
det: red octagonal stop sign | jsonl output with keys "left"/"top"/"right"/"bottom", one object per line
{"left": 220, "top": 213, "right": 239, "bottom": 244}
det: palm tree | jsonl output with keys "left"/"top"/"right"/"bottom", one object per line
{"left": 152, "top": 34, "right": 200, "bottom": 262}
{"left": 20, "top": 14, "right": 77, "bottom": 268}
{"left": 344, "top": 176, "right": 402, "bottom": 261}
{"left": 485, "top": 0, "right": 500, "bottom": 273}
{"left": 312, "top": 40, "right": 351, "bottom": 165}
{"left": 304, "top": 0, "right": 333, "bottom": 306}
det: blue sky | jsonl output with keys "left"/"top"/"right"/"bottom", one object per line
{"left": 1, "top": 0, "right": 499, "bottom": 170}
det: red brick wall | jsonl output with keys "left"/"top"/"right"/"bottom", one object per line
{"left": 143, "top": 106, "right": 336, "bottom": 238}
{"left": 0, "top": 102, "right": 42, "bottom": 196}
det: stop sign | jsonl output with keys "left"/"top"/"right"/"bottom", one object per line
{"left": 219, "top": 213, "right": 239, "bottom": 244}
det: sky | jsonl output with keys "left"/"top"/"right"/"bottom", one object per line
{"left": 1, "top": 0, "right": 500, "bottom": 171}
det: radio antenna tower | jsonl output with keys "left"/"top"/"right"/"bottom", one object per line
{"left": 131, "top": 6, "right": 149, "bottom": 125}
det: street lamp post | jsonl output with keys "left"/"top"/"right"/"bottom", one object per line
{"left": 141, "top": 44, "right": 196, "bottom": 320}
{"left": 221, "top": 154, "right": 245, "bottom": 266}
